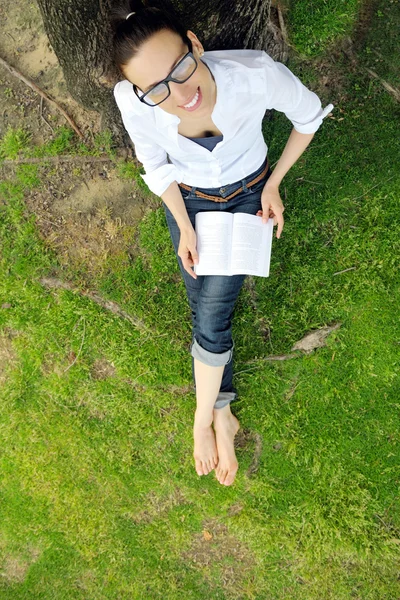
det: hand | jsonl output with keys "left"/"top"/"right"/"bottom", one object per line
{"left": 256, "top": 183, "right": 285, "bottom": 238}
{"left": 178, "top": 226, "right": 199, "bottom": 279}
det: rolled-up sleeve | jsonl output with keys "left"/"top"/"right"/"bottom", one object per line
{"left": 113, "top": 84, "right": 182, "bottom": 197}
{"left": 262, "top": 52, "right": 334, "bottom": 134}
{"left": 122, "top": 124, "right": 182, "bottom": 196}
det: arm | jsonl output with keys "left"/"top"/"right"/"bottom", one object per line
{"left": 259, "top": 53, "right": 334, "bottom": 237}
{"left": 267, "top": 128, "right": 314, "bottom": 189}
{"left": 258, "top": 129, "right": 315, "bottom": 237}
{"left": 161, "top": 182, "right": 198, "bottom": 279}
{"left": 113, "top": 84, "right": 199, "bottom": 279}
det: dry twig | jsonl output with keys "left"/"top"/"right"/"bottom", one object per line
{"left": 63, "top": 316, "right": 86, "bottom": 373}
{"left": 333, "top": 266, "right": 357, "bottom": 276}
{"left": 365, "top": 68, "right": 400, "bottom": 102}
{"left": 0, "top": 155, "right": 121, "bottom": 166}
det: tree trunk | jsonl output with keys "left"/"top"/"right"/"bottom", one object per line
{"left": 35, "top": 0, "right": 287, "bottom": 146}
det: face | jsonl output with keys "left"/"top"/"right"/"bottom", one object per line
{"left": 122, "top": 29, "right": 216, "bottom": 118}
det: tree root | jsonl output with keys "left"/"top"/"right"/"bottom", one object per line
{"left": 238, "top": 322, "right": 342, "bottom": 369}
{"left": 39, "top": 276, "right": 149, "bottom": 332}
{"left": 0, "top": 54, "right": 84, "bottom": 138}
{"left": 1, "top": 152, "right": 128, "bottom": 166}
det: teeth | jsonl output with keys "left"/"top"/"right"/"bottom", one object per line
{"left": 183, "top": 88, "right": 199, "bottom": 108}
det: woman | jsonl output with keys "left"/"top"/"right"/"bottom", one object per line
{"left": 110, "top": 0, "right": 333, "bottom": 486}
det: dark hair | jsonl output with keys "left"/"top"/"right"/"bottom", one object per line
{"left": 109, "top": 0, "right": 191, "bottom": 79}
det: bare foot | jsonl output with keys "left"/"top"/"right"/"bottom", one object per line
{"left": 193, "top": 422, "right": 219, "bottom": 476}
{"left": 213, "top": 406, "right": 240, "bottom": 486}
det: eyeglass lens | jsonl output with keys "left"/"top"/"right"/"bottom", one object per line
{"left": 143, "top": 55, "right": 197, "bottom": 105}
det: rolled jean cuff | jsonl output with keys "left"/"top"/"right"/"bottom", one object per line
{"left": 191, "top": 338, "right": 233, "bottom": 367}
{"left": 214, "top": 391, "right": 236, "bottom": 409}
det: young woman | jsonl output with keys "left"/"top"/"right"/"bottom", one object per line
{"left": 110, "top": 1, "right": 333, "bottom": 486}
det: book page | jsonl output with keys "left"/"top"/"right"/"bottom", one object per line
{"left": 230, "top": 214, "right": 274, "bottom": 277}
{"left": 194, "top": 212, "right": 233, "bottom": 276}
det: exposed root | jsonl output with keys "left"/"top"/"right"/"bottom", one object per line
{"left": 0, "top": 55, "right": 83, "bottom": 138}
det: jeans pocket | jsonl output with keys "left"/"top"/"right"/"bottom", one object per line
{"left": 180, "top": 186, "right": 195, "bottom": 201}
{"left": 247, "top": 178, "right": 266, "bottom": 194}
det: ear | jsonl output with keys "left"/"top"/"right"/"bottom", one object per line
{"left": 186, "top": 30, "right": 202, "bottom": 53}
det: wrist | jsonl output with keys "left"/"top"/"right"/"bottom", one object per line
{"left": 264, "top": 176, "right": 281, "bottom": 190}
{"left": 178, "top": 219, "right": 194, "bottom": 233}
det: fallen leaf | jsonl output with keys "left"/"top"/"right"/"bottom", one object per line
{"left": 291, "top": 322, "right": 342, "bottom": 354}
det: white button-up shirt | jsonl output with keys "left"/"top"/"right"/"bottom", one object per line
{"left": 113, "top": 49, "right": 333, "bottom": 197}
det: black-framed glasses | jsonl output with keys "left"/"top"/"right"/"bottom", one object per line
{"left": 133, "top": 45, "right": 198, "bottom": 107}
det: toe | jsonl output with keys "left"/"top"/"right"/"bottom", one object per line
{"left": 224, "top": 468, "right": 238, "bottom": 486}
{"left": 218, "top": 470, "right": 227, "bottom": 485}
{"left": 202, "top": 461, "right": 210, "bottom": 475}
{"left": 195, "top": 459, "right": 204, "bottom": 476}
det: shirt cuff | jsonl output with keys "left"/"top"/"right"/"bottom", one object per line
{"left": 292, "top": 103, "right": 334, "bottom": 134}
{"left": 141, "top": 164, "right": 183, "bottom": 197}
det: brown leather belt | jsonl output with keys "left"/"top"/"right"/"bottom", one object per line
{"left": 178, "top": 158, "right": 269, "bottom": 203}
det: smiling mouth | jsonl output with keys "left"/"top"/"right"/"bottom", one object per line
{"left": 179, "top": 86, "right": 202, "bottom": 111}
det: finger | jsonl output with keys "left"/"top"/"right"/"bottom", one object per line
{"left": 261, "top": 205, "right": 271, "bottom": 224}
{"left": 185, "top": 265, "right": 197, "bottom": 279}
{"left": 190, "top": 247, "right": 199, "bottom": 265}
{"left": 179, "top": 249, "right": 198, "bottom": 278}
{"left": 276, "top": 213, "right": 284, "bottom": 239}
{"left": 182, "top": 260, "right": 197, "bottom": 279}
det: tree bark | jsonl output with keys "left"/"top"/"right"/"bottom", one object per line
{"left": 35, "top": 0, "right": 287, "bottom": 146}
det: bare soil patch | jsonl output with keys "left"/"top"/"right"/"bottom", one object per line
{"left": 24, "top": 161, "right": 149, "bottom": 284}
{"left": 0, "top": 328, "right": 19, "bottom": 384}
{"left": 90, "top": 357, "right": 117, "bottom": 380}
{"left": 0, "top": 0, "right": 98, "bottom": 140}
{"left": 0, "top": 544, "right": 42, "bottom": 584}
{"left": 127, "top": 487, "right": 189, "bottom": 524}
{"left": 0, "top": 0, "right": 153, "bottom": 280}
{"left": 182, "top": 518, "right": 257, "bottom": 598}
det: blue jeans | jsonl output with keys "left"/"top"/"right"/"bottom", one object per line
{"left": 163, "top": 155, "right": 272, "bottom": 409}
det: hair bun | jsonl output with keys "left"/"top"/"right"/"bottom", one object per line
{"left": 109, "top": 0, "right": 146, "bottom": 32}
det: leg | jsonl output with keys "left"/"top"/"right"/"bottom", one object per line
{"left": 192, "top": 360, "right": 223, "bottom": 476}
{"left": 191, "top": 350, "right": 237, "bottom": 410}
{"left": 191, "top": 273, "right": 246, "bottom": 483}
{"left": 163, "top": 203, "right": 220, "bottom": 476}
{"left": 191, "top": 272, "right": 246, "bottom": 415}
{"left": 188, "top": 173, "right": 269, "bottom": 484}
{"left": 213, "top": 403, "right": 240, "bottom": 485}
{"left": 164, "top": 201, "right": 239, "bottom": 402}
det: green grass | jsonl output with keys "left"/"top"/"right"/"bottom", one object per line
{"left": 0, "top": 124, "right": 118, "bottom": 162}
{"left": 287, "top": 0, "right": 362, "bottom": 57}
{"left": 0, "top": 126, "right": 32, "bottom": 160}
{"left": 115, "top": 159, "right": 151, "bottom": 194}
{"left": 1, "top": 2, "right": 400, "bottom": 597}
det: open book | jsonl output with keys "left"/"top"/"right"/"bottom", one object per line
{"left": 194, "top": 212, "right": 274, "bottom": 277}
